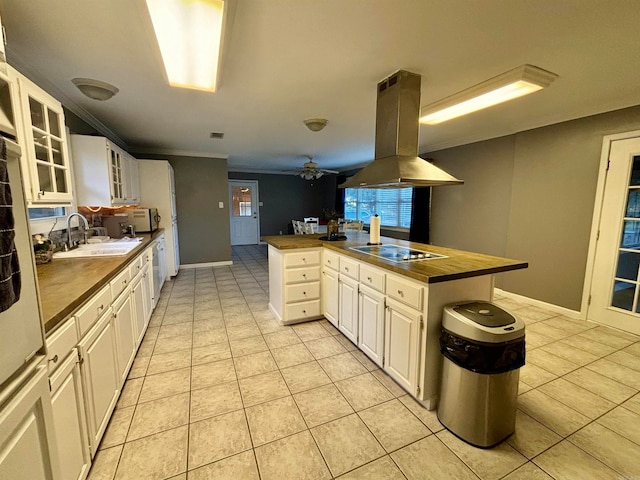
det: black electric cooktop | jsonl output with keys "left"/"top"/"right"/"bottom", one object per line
{"left": 349, "top": 245, "right": 447, "bottom": 263}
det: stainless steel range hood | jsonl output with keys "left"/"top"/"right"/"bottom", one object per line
{"left": 339, "top": 70, "right": 463, "bottom": 189}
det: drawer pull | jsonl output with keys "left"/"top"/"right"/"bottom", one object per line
{"left": 98, "top": 304, "right": 104, "bottom": 311}
{"left": 302, "top": 273, "right": 307, "bottom": 278}
{"left": 302, "top": 310, "right": 307, "bottom": 314}
{"left": 327, "top": 260, "right": 331, "bottom": 264}
{"left": 123, "top": 279, "right": 127, "bottom": 285}
{"left": 48, "top": 354, "right": 59, "bottom": 364}
{"left": 344, "top": 267, "right": 349, "bottom": 272}
{"left": 397, "top": 289, "right": 404, "bottom": 297}
{"left": 303, "top": 291, "right": 306, "bottom": 295}
{"left": 302, "top": 257, "right": 306, "bottom": 262}
{"left": 367, "top": 276, "right": 372, "bottom": 282}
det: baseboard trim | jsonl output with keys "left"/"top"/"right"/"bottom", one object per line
{"left": 180, "top": 260, "right": 234, "bottom": 269}
{"left": 494, "top": 288, "right": 583, "bottom": 320}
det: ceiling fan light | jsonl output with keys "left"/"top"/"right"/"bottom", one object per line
{"left": 304, "top": 118, "right": 328, "bottom": 132}
{"left": 72, "top": 78, "right": 119, "bottom": 101}
{"left": 419, "top": 64, "right": 558, "bottom": 124}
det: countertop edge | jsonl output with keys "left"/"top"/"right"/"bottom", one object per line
{"left": 262, "top": 233, "right": 527, "bottom": 284}
{"left": 40, "top": 230, "right": 165, "bottom": 334}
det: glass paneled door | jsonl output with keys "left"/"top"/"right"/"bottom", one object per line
{"left": 229, "top": 180, "right": 260, "bottom": 245}
{"left": 589, "top": 135, "right": 640, "bottom": 334}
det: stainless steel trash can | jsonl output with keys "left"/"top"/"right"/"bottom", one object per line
{"left": 437, "top": 301, "right": 525, "bottom": 447}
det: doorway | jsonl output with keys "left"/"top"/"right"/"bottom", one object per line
{"left": 587, "top": 131, "right": 640, "bottom": 334}
{"left": 229, "top": 180, "right": 260, "bottom": 245}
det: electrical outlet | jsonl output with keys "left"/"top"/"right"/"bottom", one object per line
{"left": 218, "top": 202, "right": 224, "bottom": 208}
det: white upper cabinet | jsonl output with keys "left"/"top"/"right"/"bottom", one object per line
{"left": 71, "top": 134, "right": 139, "bottom": 206}
{"left": 9, "top": 67, "right": 73, "bottom": 205}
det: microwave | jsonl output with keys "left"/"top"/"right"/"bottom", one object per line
{"left": 128, "top": 208, "right": 160, "bottom": 233}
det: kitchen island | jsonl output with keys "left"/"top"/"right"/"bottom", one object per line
{"left": 262, "top": 232, "right": 527, "bottom": 409}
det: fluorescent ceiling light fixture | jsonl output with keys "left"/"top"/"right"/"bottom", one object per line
{"left": 420, "top": 64, "right": 558, "bottom": 125}
{"left": 146, "top": 0, "right": 226, "bottom": 92}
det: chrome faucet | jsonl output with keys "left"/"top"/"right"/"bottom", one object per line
{"left": 65, "top": 212, "right": 90, "bottom": 250}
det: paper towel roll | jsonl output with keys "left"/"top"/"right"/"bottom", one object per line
{"left": 369, "top": 215, "right": 381, "bottom": 244}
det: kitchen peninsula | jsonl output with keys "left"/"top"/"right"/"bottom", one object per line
{"left": 262, "top": 232, "right": 527, "bottom": 409}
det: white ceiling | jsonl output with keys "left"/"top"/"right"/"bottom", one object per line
{"left": 2, "top": 0, "right": 639, "bottom": 173}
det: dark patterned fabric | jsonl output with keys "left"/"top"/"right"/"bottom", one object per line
{"left": 0, "top": 137, "right": 21, "bottom": 312}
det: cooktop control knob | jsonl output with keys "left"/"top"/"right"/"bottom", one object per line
{"left": 417, "top": 254, "right": 425, "bottom": 258}
{"left": 410, "top": 254, "right": 417, "bottom": 259}
{"left": 403, "top": 255, "right": 409, "bottom": 260}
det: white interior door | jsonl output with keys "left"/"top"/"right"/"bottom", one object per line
{"left": 589, "top": 135, "right": 640, "bottom": 334}
{"left": 229, "top": 180, "right": 260, "bottom": 245}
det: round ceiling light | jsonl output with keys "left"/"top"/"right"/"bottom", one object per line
{"left": 303, "top": 118, "right": 328, "bottom": 132}
{"left": 72, "top": 78, "right": 120, "bottom": 101}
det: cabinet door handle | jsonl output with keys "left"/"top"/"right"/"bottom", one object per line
{"left": 302, "top": 310, "right": 307, "bottom": 314}
{"left": 397, "top": 289, "right": 404, "bottom": 297}
{"left": 303, "top": 291, "right": 306, "bottom": 295}
{"left": 302, "top": 257, "right": 306, "bottom": 262}
{"left": 367, "top": 276, "right": 372, "bottom": 282}
{"left": 344, "top": 267, "right": 349, "bottom": 272}
{"left": 48, "top": 354, "right": 59, "bottom": 364}
{"left": 302, "top": 273, "right": 307, "bottom": 278}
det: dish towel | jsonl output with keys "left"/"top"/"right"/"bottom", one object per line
{"left": 0, "top": 137, "right": 21, "bottom": 312}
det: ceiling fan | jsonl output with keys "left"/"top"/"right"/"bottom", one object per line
{"left": 290, "top": 155, "right": 339, "bottom": 180}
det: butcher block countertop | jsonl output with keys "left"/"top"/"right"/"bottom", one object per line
{"left": 261, "top": 232, "right": 527, "bottom": 285}
{"left": 37, "top": 230, "right": 164, "bottom": 334}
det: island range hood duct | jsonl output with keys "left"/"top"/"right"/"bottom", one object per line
{"left": 340, "top": 70, "right": 463, "bottom": 189}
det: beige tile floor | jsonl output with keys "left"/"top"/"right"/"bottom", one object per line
{"left": 87, "top": 245, "right": 640, "bottom": 480}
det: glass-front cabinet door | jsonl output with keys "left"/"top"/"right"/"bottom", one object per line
{"left": 109, "top": 145, "right": 124, "bottom": 204}
{"left": 17, "top": 74, "right": 73, "bottom": 204}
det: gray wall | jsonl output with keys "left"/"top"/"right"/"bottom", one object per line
{"left": 138, "top": 154, "right": 231, "bottom": 265}
{"left": 429, "top": 105, "right": 640, "bottom": 311}
{"left": 228, "top": 172, "right": 337, "bottom": 235}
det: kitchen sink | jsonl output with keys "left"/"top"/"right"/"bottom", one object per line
{"left": 53, "top": 238, "right": 143, "bottom": 259}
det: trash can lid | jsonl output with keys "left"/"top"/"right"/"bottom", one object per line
{"left": 443, "top": 301, "right": 525, "bottom": 343}
{"left": 453, "top": 302, "right": 515, "bottom": 328}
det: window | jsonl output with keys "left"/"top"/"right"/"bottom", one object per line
{"left": 28, "top": 207, "right": 67, "bottom": 220}
{"left": 344, "top": 188, "right": 413, "bottom": 228}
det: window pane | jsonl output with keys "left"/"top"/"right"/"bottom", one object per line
{"left": 232, "top": 186, "right": 252, "bottom": 217}
{"left": 29, "top": 97, "right": 45, "bottom": 130}
{"left": 630, "top": 156, "right": 640, "bottom": 186}
{"left": 34, "top": 139, "right": 49, "bottom": 163}
{"left": 616, "top": 251, "right": 640, "bottom": 280}
{"left": 28, "top": 207, "right": 66, "bottom": 220}
{"left": 400, "top": 203, "right": 413, "bottom": 228}
{"left": 54, "top": 167, "right": 67, "bottom": 193}
{"left": 621, "top": 220, "right": 640, "bottom": 249}
{"left": 51, "top": 138, "right": 64, "bottom": 165}
{"left": 48, "top": 109, "right": 61, "bottom": 138}
{"left": 37, "top": 164, "right": 52, "bottom": 192}
{"left": 626, "top": 190, "right": 640, "bottom": 218}
{"left": 612, "top": 280, "right": 635, "bottom": 311}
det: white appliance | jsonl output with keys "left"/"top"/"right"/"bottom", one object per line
{"left": 151, "top": 234, "right": 167, "bottom": 307}
{"left": 128, "top": 208, "right": 160, "bottom": 233}
{"left": 138, "top": 160, "right": 180, "bottom": 277}
{"left": 0, "top": 137, "right": 60, "bottom": 478}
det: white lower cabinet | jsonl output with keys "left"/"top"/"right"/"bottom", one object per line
{"left": 78, "top": 311, "right": 119, "bottom": 456}
{"left": 338, "top": 274, "right": 359, "bottom": 343}
{"left": 112, "top": 291, "right": 136, "bottom": 384}
{"left": 384, "top": 299, "right": 422, "bottom": 395}
{"left": 322, "top": 267, "right": 339, "bottom": 327}
{"left": 358, "top": 284, "right": 385, "bottom": 367}
{"left": 50, "top": 349, "right": 91, "bottom": 480}
{"left": 0, "top": 363, "right": 61, "bottom": 480}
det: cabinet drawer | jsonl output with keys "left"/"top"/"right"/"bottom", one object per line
{"left": 360, "top": 265, "right": 385, "bottom": 293}
{"left": 286, "top": 282, "right": 320, "bottom": 303}
{"left": 323, "top": 250, "right": 339, "bottom": 271}
{"left": 110, "top": 268, "right": 131, "bottom": 299}
{"left": 284, "top": 250, "right": 320, "bottom": 268}
{"left": 285, "top": 300, "right": 321, "bottom": 321}
{"left": 285, "top": 266, "right": 320, "bottom": 284}
{"left": 129, "top": 254, "right": 144, "bottom": 279}
{"left": 387, "top": 275, "right": 423, "bottom": 311}
{"left": 76, "top": 284, "right": 113, "bottom": 337}
{"left": 339, "top": 256, "right": 359, "bottom": 281}
{"left": 46, "top": 318, "right": 78, "bottom": 373}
